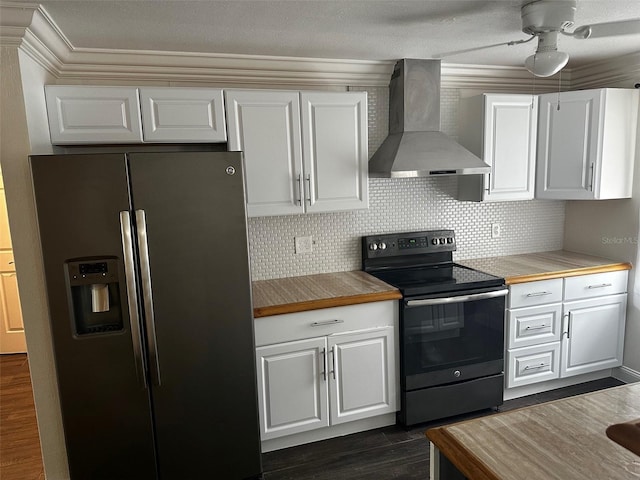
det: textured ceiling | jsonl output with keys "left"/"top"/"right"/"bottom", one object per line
{"left": 21, "top": 0, "right": 640, "bottom": 68}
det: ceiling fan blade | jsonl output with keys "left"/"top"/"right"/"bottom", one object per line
{"left": 434, "top": 37, "right": 533, "bottom": 59}
{"left": 574, "top": 18, "right": 640, "bottom": 39}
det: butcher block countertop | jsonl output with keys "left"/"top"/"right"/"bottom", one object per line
{"left": 252, "top": 271, "right": 401, "bottom": 318}
{"left": 458, "top": 250, "right": 632, "bottom": 285}
{"left": 427, "top": 382, "right": 640, "bottom": 480}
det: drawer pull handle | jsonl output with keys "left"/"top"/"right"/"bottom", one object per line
{"left": 311, "top": 319, "right": 344, "bottom": 327}
{"left": 524, "top": 363, "right": 549, "bottom": 371}
{"left": 587, "top": 283, "right": 612, "bottom": 289}
{"left": 526, "top": 291, "right": 553, "bottom": 297}
{"left": 525, "top": 324, "right": 547, "bottom": 330}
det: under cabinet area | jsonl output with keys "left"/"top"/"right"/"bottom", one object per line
{"left": 253, "top": 300, "right": 398, "bottom": 451}
{"left": 44, "top": 85, "right": 227, "bottom": 144}
{"left": 457, "top": 94, "right": 538, "bottom": 202}
{"left": 225, "top": 89, "right": 368, "bottom": 217}
{"left": 506, "top": 271, "right": 628, "bottom": 391}
{"left": 536, "top": 88, "right": 638, "bottom": 200}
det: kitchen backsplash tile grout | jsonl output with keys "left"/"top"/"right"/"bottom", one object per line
{"left": 247, "top": 86, "right": 565, "bottom": 281}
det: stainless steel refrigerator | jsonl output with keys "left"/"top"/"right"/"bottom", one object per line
{"left": 31, "top": 151, "right": 262, "bottom": 479}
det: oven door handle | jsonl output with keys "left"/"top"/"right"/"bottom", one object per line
{"left": 405, "top": 289, "right": 509, "bottom": 307}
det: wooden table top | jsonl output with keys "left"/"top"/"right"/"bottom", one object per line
{"left": 252, "top": 270, "right": 402, "bottom": 318}
{"left": 427, "top": 383, "right": 640, "bottom": 480}
{"left": 458, "top": 250, "right": 632, "bottom": 285}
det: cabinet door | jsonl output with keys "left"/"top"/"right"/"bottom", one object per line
{"left": 300, "top": 92, "right": 368, "bottom": 213}
{"left": 561, "top": 293, "right": 626, "bottom": 377}
{"left": 536, "top": 90, "right": 602, "bottom": 199}
{"left": 328, "top": 327, "right": 396, "bottom": 425}
{"left": 255, "top": 337, "right": 329, "bottom": 440}
{"left": 225, "top": 90, "right": 304, "bottom": 216}
{"left": 45, "top": 85, "right": 143, "bottom": 144}
{"left": 483, "top": 95, "right": 537, "bottom": 201}
{"left": 139, "top": 88, "right": 226, "bottom": 142}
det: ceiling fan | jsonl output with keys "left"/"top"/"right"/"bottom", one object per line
{"left": 438, "top": 0, "right": 640, "bottom": 77}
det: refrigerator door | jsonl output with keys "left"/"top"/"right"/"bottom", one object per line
{"left": 31, "top": 154, "right": 157, "bottom": 479}
{"left": 127, "top": 152, "right": 262, "bottom": 479}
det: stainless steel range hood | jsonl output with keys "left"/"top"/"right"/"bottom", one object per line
{"left": 369, "top": 59, "right": 490, "bottom": 178}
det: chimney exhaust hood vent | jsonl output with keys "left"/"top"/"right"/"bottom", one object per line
{"left": 369, "top": 59, "right": 490, "bottom": 178}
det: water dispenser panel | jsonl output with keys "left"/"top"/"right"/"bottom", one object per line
{"left": 66, "top": 258, "right": 124, "bottom": 335}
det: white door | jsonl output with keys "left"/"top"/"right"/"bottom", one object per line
{"left": 139, "top": 87, "right": 226, "bottom": 142}
{"left": 225, "top": 90, "right": 304, "bottom": 216}
{"left": 0, "top": 171, "right": 26, "bottom": 354}
{"left": 484, "top": 95, "right": 537, "bottom": 201}
{"left": 328, "top": 327, "right": 396, "bottom": 425}
{"left": 255, "top": 337, "right": 329, "bottom": 440}
{"left": 536, "top": 89, "right": 601, "bottom": 199}
{"left": 561, "top": 294, "right": 626, "bottom": 377}
{"left": 300, "top": 92, "right": 368, "bottom": 213}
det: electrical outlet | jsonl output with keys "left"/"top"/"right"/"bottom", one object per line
{"left": 491, "top": 223, "right": 501, "bottom": 239}
{"left": 295, "top": 236, "right": 313, "bottom": 254}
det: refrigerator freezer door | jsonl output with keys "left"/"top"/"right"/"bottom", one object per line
{"left": 31, "top": 154, "right": 157, "bottom": 479}
{"left": 127, "top": 152, "right": 262, "bottom": 478}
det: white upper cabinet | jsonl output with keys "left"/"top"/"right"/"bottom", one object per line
{"left": 139, "top": 88, "right": 226, "bottom": 142}
{"left": 225, "top": 90, "right": 305, "bottom": 216}
{"left": 458, "top": 94, "right": 538, "bottom": 202}
{"left": 45, "top": 85, "right": 226, "bottom": 144}
{"left": 45, "top": 86, "right": 143, "bottom": 144}
{"left": 225, "top": 89, "right": 368, "bottom": 217}
{"left": 300, "top": 92, "right": 369, "bottom": 213}
{"left": 536, "top": 88, "right": 638, "bottom": 200}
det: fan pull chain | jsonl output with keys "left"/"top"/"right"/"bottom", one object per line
{"left": 557, "top": 69, "right": 562, "bottom": 111}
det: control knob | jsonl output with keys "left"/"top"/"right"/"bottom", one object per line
{"left": 378, "top": 242, "right": 387, "bottom": 250}
{"left": 447, "top": 237, "right": 454, "bottom": 244}
{"left": 431, "top": 238, "right": 438, "bottom": 245}
{"left": 439, "top": 238, "right": 446, "bottom": 245}
{"left": 369, "top": 242, "right": 378, "bottom": 251}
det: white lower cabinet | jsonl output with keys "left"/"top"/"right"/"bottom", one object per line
{"left": 254, "top": 301, "right": 398, "bottom": 449}
{"left": 506, "top": 271, "right": 628, "bottom": 391}
{"left": 256, "top": 337, "right": 328, "bottom": 440}
{"left": 561, "top": 294, "right": 627, "bottom": 378}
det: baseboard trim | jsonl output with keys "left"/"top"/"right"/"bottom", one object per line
{"left": 261, "top": 413, "right": 396, "bottom": 453}
{"left": 613, "top": 366, "right": 640, "bottom": 384}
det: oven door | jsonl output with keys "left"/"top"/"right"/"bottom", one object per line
{"left": 402, "top": 286, "right": 508, "bottom": 391}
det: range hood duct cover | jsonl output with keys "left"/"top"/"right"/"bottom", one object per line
{"left": 369, "top": 59, "right": 490, "bottom": 178}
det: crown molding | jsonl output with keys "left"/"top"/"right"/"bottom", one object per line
{"left": 570, "top": 51, "right": 640, "bottom": 89}
{"left": 2, "top": 3, "right": 637, "bottom": 90}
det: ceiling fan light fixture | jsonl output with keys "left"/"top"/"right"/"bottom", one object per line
{"left": 524, "top": 50, "right": 569, "bottom": 77}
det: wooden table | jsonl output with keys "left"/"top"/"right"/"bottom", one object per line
{"left": 427, "top": 383, "right": 640, "bottom": 480}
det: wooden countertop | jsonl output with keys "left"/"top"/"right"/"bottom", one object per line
{"left": 427, "top": 383, "right": 640, "bottom": 480}
{"left": 458, "top": 250, "right": 632, "bottom": 285}
{"left": 252, "top": 271, "right": 402, "bottom": 318}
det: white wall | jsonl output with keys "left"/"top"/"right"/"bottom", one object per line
{"left": 564, "top": 95, "right": 640, "bottom": 373}
{"left": 0, "top": 45, "right": 69, "bottom": 479}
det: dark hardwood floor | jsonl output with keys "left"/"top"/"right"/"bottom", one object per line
{"left": 262, "top": 377, "right": 625, "bottom": 480}
{"left": 0, "top": 354, "right": 45, "bottom": 480}
{"left": 0, "top": 354, "right": 624, "bottom": 480}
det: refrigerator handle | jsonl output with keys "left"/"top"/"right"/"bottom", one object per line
{"left": 119, "top": 211, "right": 148, "bottom": 389}
{"left": 135, "top": 209, "right": 162, "bottom": 387}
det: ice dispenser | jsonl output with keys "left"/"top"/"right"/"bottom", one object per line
{"left": 66, "top": 258, "right": 123, "bottom": 335}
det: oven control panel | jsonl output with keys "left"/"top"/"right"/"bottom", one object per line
{"left": 362, "top": 230, "right": 456, "bottom": 259}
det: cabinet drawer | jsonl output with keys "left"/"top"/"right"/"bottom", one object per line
{"left": 507, "top": 303, "right": 562, "bottom": 349}
{"left": 508, "top": 279, "right": 563, "bottom": 308}
{"left": 254, "top": 300, "right": 398, "bottom": 347}
{"left": 564, "top": 271, "right": 628, "bottom": 301}
{"left": 506, "top": 342, "right": 561, "bottom": 388}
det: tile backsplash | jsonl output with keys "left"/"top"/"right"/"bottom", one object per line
{"left": 247, "top": 87, "right": 565, "bottom": 280}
